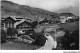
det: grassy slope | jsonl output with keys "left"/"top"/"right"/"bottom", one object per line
{"left": 1, "top": 1, "right": 58, "bottom": 19}
{"left": 56, "top": 21, "right": 79, "bottom": 50}
{"left": 1, "top": 41, "right": 40, "bottom": 50}
{"left": 1, "top": 22, "right": 79, "bottom": 50}
{"left": 59, "top": 21, "right": 79, "bottom": 32}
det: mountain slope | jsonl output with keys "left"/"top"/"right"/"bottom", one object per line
{"left": 1, "top": 1, "right": 58, "bottom": 19}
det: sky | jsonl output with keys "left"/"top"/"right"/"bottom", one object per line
{"left": 2, "top": 0, "right": 79, "bottom": 15}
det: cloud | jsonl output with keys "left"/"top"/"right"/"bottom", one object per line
{"left": 7, "top": 0, "right": 79, "bottom": 12}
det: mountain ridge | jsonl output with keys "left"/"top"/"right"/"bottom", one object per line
{"left": 1, "top": 1, "right": 59, "bottom": 19}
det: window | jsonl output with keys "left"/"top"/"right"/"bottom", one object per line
{"left": 5, "top": 23, "right": 8, "bottom": 28}
{"left": 9, "top": 23, "right": 11, "bottom": 27}
{"left": 12, "top": 23, "right": 14, "bottom": 27}
{"left": 1, "top": 23, "right": 4, "bottom": 27}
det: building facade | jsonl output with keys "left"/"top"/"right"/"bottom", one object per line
{"left": 1, "top": 16, "right": 16, "bottom": 30}
{"left": 1, "top": 16, "right": 32, "bottom": 34}
{"left": 59, "top": 13, "right": 76, "bottom": 23}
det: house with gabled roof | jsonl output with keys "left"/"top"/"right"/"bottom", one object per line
{"left": 1, "top": 16, "right": 16, "bottom": 30}
{"left": 59, "top": 13, "right": 76, "bottom": 23}
{"left": 39, "top": 18, "right": 50, "bottom": 25}
{"left": 1, "top": 16, "right": 32, "bottom": 33}
{"left": 14, "top": 19, "right": 32, "bottom": 34}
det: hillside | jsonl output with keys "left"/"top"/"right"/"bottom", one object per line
{"left": 1, "top": 1, "right": 58, "bottom": 19}
{"left": 57, "top": 6, "right": 79, "bottom": 16}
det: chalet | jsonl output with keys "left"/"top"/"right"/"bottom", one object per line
{"left": 50, "top": 18, "right": 60, "bottom": 23}
{"left": 1, "top": 16, "right": 32, "bottom": 34}
{"left": 59, "top": 13, "right": 76, "bottom": 23}
{"left": 1, "top": 16, "right": 16, "bottom": 30}
{"left": 39, "top": 18, "right": 50, "bottom": 25}
{"left": 38, "top": 17, "right": 45, "bottom": 22}
{"left": 14, "top": 19, "right": 32, "bottom": 34}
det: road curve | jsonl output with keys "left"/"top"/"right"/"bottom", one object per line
{"left": 36, "top": 34, "right": 57, "bottom": 50}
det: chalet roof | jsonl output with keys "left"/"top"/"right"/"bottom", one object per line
{"left": 39, "top": 18, "right": 49, "bottom": 24}
{"left": 14, "top": 19, "right": 31, "bottom": 28}
{"left": 41, "top": 19, "right": 49, "bottom": 22}
{"left": 1, "top": 16, "right": 32, "bottom": 21}
{"left": 1, "top": 16, "right": 16, "bottom": 21}
{"left": 3, "top": 16, "right": 16, "bottom": 22}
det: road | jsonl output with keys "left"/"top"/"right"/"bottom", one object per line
{"left": 36, "top": 33, "right": 57, "bottom": 50}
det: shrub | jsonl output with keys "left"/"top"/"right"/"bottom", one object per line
{"left": 1, "top": 29, "right": 7, "bottom": 43}
{"left": 25, "top": 29, "right": 35, "bottom": 35}
{"left": 60, "top": 30, "right": 79, "bottom": 50}
{"left": 31, "top": 21, "right": 38, "bottom": 29}
{"left": 69, "top": 30, "right": 79, "bottom": 50}
{"left": 7, "top": 27, "right": 18, "bottom": 41}
{"left": 32, "top": 32, "right": 47, "bottom": 46}
{"left": 61, "top": 30, "right": 72, "bottom": 50}
{"left": 28, "top": 30, "right": 37, "bottom": 40}
{"left": 17, "top": 34, "right": 22, "bottom": 37}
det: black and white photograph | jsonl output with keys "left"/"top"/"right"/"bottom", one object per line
{"left": 0, "top": 0, "right": 79, "bottom": 50}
